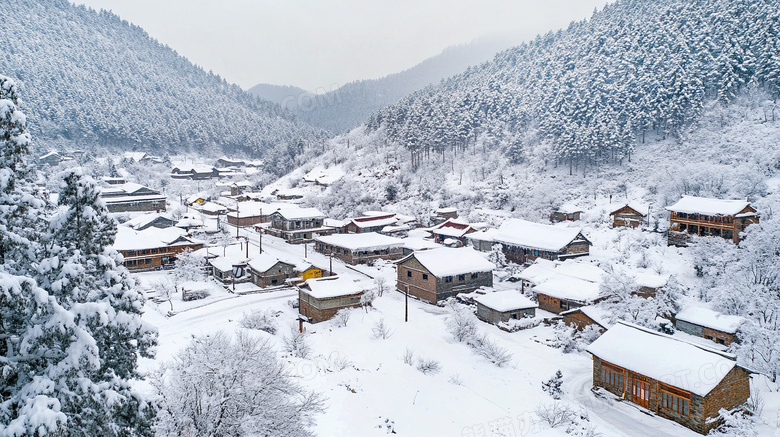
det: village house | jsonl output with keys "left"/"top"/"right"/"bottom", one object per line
{"left": 666, "top": 196, "right": 758, "bottom": 245}
{"left": 550, "top": 204, "right": 583, "bottom": 223}
{"left": 344, "top": 212, "right": 399, "bottom": 234}
{"left": 429, "top": 218, "right": 478, "bottom": 246}
{"left": 170, "top": 165, "right": 219, "bottom": 180}
{"left": 208, "top": 255, "right": 250, "bottom": 285}
{"left": 226, "top": 201, "right": 270, "bottom": 227}
{"left": 113, "top": 226, "right": 203, "bottom": 271}
{"left": 215, "top": 157, "right": 246, "bottom": 168}
{"left": 199, "top": 201, "right": 228, "bottom": 217}
{"left": 122, "top": 152, "right": 152, "bottom": 164}
{"left": 468, "top": 219, "right": 591, "bottom": 264}
{"left": 474, "top": 289, "right": 537, "bottom": 326}
{"left": 298, "top": 276, "right": 367, "bottom": 323}
{"left": 263, "top": 207, "right": 334, "bottom": 243}
{"left": 38, "top": 151, "right": 63, "bottom": 166}
{"left": 124, "top": 212, "right": 175, "bottom": 231}
{"left": 247, "top": 253, "right": 298, "bottom": 288}
{"left": 588, "top": 322, "right": 751, "bottom": 434}
{"left": 102, "top": 176, "right": 127, "bottom": 185}
{"left": 315, "top": 232, "right": 405, "bottom": 265}
{"left": 433, "top": 207, "right": 458, "bottom": 224}
{"left": 517, "top": 259, "right": 606, "bottom": 314}
{"left": 395, "top": 247, "right": 495, "bottom": 304}
{"left": 562, "top": 305, "right": 611, "bottom": 332}
{"left": 609, "top": 204, "right": 648, "bottom": 229}
{"left": 675, "top": 307, "right": 745, "bottom": 346}
{"left": 99, "top": 182, "right": 167, "bottom": 213}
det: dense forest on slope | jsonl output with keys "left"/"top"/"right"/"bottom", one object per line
{"left": 365, "top": 0, "right": 780, "bottom": 174}
{"left": 0, "top": 0, "right": 323, "bottom": 161}
{"left": 249, "top": 38, "right": 514, "bottom": 134}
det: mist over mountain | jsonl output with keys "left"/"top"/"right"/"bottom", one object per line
{"left": 248, "top": 37, "right": 517, "bottom": 134}
{"left": 1, "top": 0, "right": 324, "bottom": 161}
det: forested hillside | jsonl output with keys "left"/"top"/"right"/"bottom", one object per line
{"left": 252, "top": 38, "right": 513, "bottom": 134}
{"left": 0, "top": 0, "right": 323, "bottom": 161}
{"left": 366, "top": 0, "right": 780, "bottom": 174}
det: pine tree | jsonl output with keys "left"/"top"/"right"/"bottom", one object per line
{"left": 0, "top": 76, "right": 156, "bottom": 436}
{"left": 37, "top": 168, "right": 157, "bottom": 435}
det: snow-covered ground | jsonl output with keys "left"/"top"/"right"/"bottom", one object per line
{"left": 134, "top": 221, "right": 780, "bottom": 436}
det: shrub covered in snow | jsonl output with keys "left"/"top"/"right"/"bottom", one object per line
{"left": 284, "top": 327, "right": 312, "bottom": 359}
{"left": 240, "top": 309, "right": 278, "bottom": 334}
{"left": 416, "top": 358, "right": 442, "bottom": 375}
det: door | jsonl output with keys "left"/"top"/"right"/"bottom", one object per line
{"left": 632, "top": 379, "right": 650, "bottom": 409}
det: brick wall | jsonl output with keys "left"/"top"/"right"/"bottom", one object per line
{"left": 702, "top": 367, "right": 750, "bottom": 433}
{"left": 564, "top": 311, "right": 605, "bottom": 332}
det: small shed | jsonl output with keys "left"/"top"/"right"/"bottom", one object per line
{"left": 298, "top": 276, "right": 367, "bottom": 323}
{"left": 474, "top": 290, "right": 537, "bottom": 325}
{"left": 675, "top": 307, "right": 745, "bottom": 346}
{"left": 610, "top": 204, "right": 647, "bottom": 228}
{"left": 248, "top": 254, "right": 297, "bottom": 288}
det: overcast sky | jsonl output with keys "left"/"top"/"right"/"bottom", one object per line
{"left": 74, "top": 0, "right": 610, "bottom": 92}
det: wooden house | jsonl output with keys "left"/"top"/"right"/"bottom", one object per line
{"left": 215, "top": 157, "right": 246, "bottom": 167}
{"left": 124, "top": 213, "right": 175, "bottom": 231}
{"left": 588, "top": 322, "right": 751, "bottom": 434}
{"left": 395, "top": 247, "right": 495, "bottom": 304}
{"left": 429, "top": 218, "right": 478, "bottom": 246}
{"left": 520, "top": 259, "right": 605, "bottom": 314}
{"left": 562, "top": 306, "right": 610, "bottom": 332}
{"left": 247, "top": 254, "right": 298, "bottom": 288}
{"left": 666, "top": 196, "right": 758, "bottom": 246}
{"left": 113, "top": 226, "right": 203, "bottom": 271}
{"left": 226, "top": 202, "right": 270, "bottom": 227}
{"left": 675, "top": 307, "right": 745, "bottom": 346}
{"left": 298, "top": 276, "right": 367, "bottom": 323}
{"left": 263, "top": 207, "right": 334, "bottom": 243}
{"left": 434, "top": 207, "right": 458, "bottom": 223}
{"left": 468, "top": 219, "right": 591, "bottom": 264}
{"left": 99, "top": 183, "right": 167, "bottom": 213}
{"left": 550, "top": 205, "right": 583, "bottom": 223}
{"left": 609, "top": 204, "right": 647, "bottom": 228}
{"left": 200, "top": 202, "right": 228, "bottom": 217}
{"left": 344, "top": 213, "right": 398, "bottom": 234}
{"left": 170, "top": 165, "right": 219, "bottom": 180}
{"left": 314, "top": 232, "right": 405, "bottom": 265}
{"left": 474, "top": 290, "right": 537, "bottom": 325}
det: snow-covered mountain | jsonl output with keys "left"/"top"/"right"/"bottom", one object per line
{"left": 248, "top": 38, "right": 517, "bottom": 134}
{"left": 1, "top": 0, "right": 324, "bottom": 161}
{"left": 364, "top": 0, "right": 780, "bottom": 172}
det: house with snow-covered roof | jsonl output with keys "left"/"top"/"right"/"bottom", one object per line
{"left": 609, "top": 203, "right": 647, "bottom": 229}
{"left": 666, "top": 195, "right": 758, "bottom": 245}
{"left": 674, "top": 307, "right": 745, "bottom": 346}
{"left": 264, "top": 207, "right": 334, "bottom": 243}
{"left": 124, "top": 212, "right": 175, "bottom": 231}
{"left": 247, "top": 253, "right": 298, "bottom": 288}
{"left": 395, "top": 247, "right": 495, "bottom": 304}
{"left": 468, "top": 219, "right": 591, "bottom": 264}
{"left": 113, "top": 226, "right": 203, "bottom": 271}
{"left": 562, "top": 305, "right": 611, "bottom": 333}
{"left": 587, "top": 322, "right": 751, "bottom": 434}
{"left": 315, "top": 232, "right": 405, "bottom": 265}
{"left": 550, "top": 204, "right": 583, "bottom": 223}
{"left": 516, "top": 258, "right": 606, "bottom": 314}
{"left": 297, "top": 276, "right": 368, "bottom": 323}
{"left": 474, "top": 289, "right": 537, "bottom": 325}
{"left": 429, "top": 218, "right": 478, "bottom": 246}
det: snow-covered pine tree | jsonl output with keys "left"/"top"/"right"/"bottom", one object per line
{"left": 0, "top": 76, "right": 156, "bottom": 436}
{"left": 36, "top": 168, "right": 157, "bottom": 435}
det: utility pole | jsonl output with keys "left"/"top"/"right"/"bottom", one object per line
{"left": 405, "top": 284, "right": 409, "bottom": 322}
{"left": 329, "top": 251, "right": 333, "bottom": 276}
{"left": 235, "top": 200, "right": 240, "bottom": 239}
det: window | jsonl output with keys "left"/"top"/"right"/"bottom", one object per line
{"left": 444, "top": 276, "right": 453, "bottom": 283}
{"left": 271, "top": 279, "right": 278, "bottom": 284}
{"left": 723, "top": 230, "right": 734, "bottom": 240}
{"left": 407, "top": 270, "right": 412, "bottom": 278}
{"left": 458, "top": 274, "right": 465, "bottom": 281}
{"left": 601, "top": 362, "right": 624, "bottom": 391}
{"left": 660, "top": 386, "right": 690, "bottom": 416}
{"left": 688, "top": 225, "right": 698, "bottom": 235}
{"left": 471, "top": 273, "right": 478, "bottom": 279}
{"left": 423, "top": 273, "right": 428, "bottom": 281}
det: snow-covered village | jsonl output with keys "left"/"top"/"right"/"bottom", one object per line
{"left": 3, "top": 0, "right": 780, "bottom": 436}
